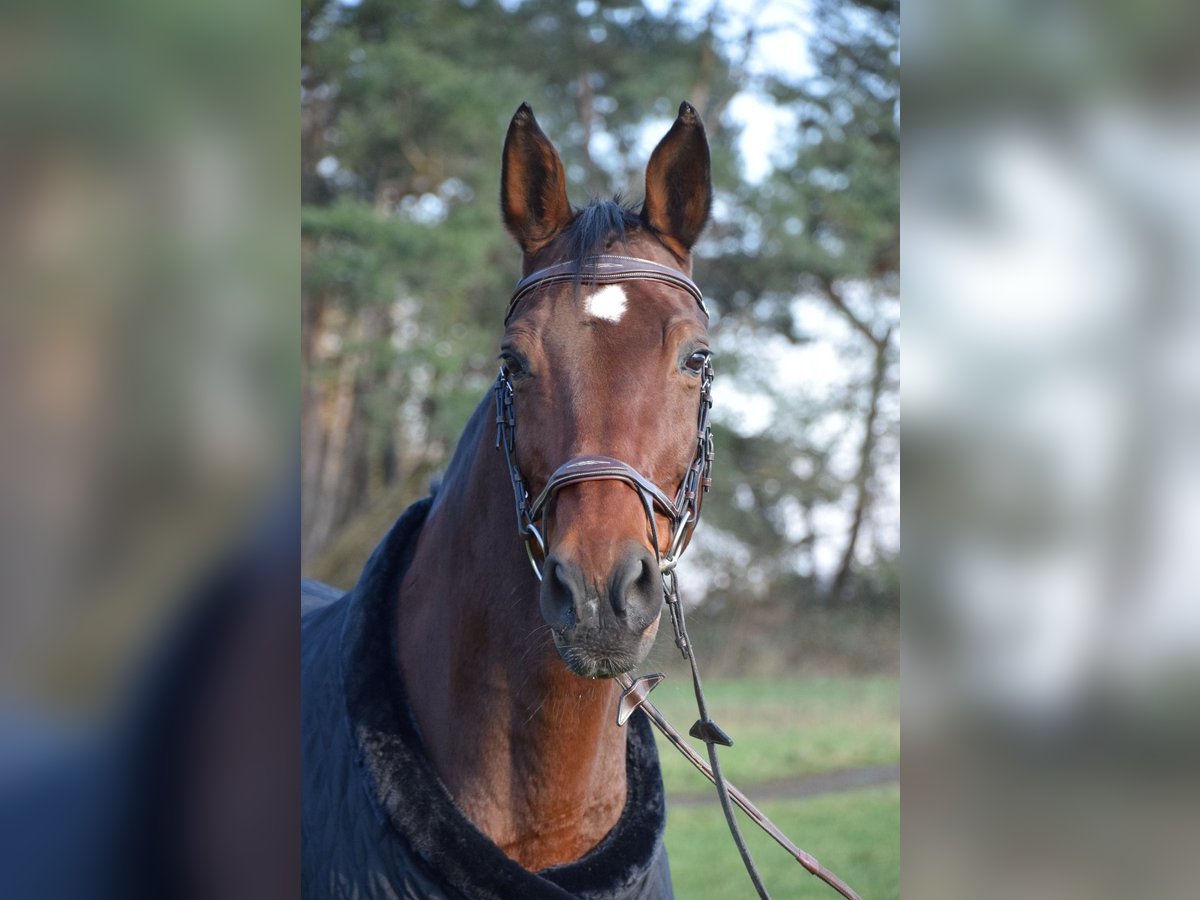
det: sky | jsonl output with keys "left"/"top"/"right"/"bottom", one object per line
{"left": 649, "top": 0, "right": 817, "bottom": 182}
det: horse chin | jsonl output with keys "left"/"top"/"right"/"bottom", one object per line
{"left": 552, "top": 639, "right": 644, "bottom": 680}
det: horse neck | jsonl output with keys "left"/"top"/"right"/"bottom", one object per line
{"left": 394, "top": 393, "right": 628, "bottom": 870}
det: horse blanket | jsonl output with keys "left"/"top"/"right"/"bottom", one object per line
{"left": 301, "top": 496, "right": 675, "bottom": 899}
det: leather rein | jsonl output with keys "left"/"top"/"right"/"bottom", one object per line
{"left": 493, "top": 255, "right": 861, "bottom": 900}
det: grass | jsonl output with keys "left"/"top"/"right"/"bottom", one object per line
{"left": 646, "top": 676, "right": 900, "bottom": 795}
{"left": 643, "top": 676, "right": 899, "bottom": 898}
{"left": 664, "top": 786, "right": 900, "bottom": 899}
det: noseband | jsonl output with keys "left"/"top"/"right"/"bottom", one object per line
{"left": 494, "top": 255, "right": 714, "bottom": 581}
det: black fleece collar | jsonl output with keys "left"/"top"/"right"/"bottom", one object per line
{"left": 338, "top": 497, "right": 672, "bottom": 899}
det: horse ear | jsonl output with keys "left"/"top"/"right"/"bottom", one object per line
{"left": 501, "top": 103, "right": 573, "bottom": 253}
{"left": 641, "top": 102, "right": 712, "bottom": 259}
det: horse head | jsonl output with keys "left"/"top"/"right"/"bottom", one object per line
{"left": 498, "top": 102, "right": 712, "bottom": 680}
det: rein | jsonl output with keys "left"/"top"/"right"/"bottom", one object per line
{"left": 494, "top": 256, "right": 861, "bottom": 900}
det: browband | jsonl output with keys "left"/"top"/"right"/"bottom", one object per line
{"left": 506, "top": 255, "right": 708, "bottom": 324}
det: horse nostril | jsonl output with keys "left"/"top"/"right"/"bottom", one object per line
{"left": 610, "top": 547, "right": 662, "bottom": 626}
{"left": 551, "top": 560, "right": 570, "bottom": 592}
{"left": 636, "top": 556, "right": 656, "bottom": 591}
{"left": 610, "top": 557, "right": 634, "bottom": 615}
{"left": 539, "top": 555, "right": 579, "bottom": 631}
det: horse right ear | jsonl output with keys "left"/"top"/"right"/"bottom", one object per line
{"left": 501, "top": 103, "right": 573, "bottom": 254}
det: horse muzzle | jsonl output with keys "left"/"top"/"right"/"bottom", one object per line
{"left": 539, "top": 542, "right": 663, "bottom": 678}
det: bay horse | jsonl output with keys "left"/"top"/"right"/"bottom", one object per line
{"left": 301, "top": 102, "right": 713, "bottom": 899}
{"left": 400, "top": 102, "right": 714, "bottom": 866}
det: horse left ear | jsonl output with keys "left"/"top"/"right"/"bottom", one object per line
{"left": 641, "top": 102, "right": 712, "bottom": 259}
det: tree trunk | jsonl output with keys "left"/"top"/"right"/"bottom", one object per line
{"left": 301, "top": 305, "right": 384, "bottom": 564}
{"left": 830, "top": 330, "right": 890, "bottom": 601}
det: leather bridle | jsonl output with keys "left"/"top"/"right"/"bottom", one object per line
{"left": 494, "top": 254, "right": 714, "bottom": 582}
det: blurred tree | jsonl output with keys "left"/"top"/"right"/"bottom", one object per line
{"left": 697, "top": 0, "right": 899, "bottom": 606}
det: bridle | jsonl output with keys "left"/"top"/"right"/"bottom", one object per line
{"left": 492, "top": 254, "right": 861, "bottom": 900}
{"left": 494, "top": 254, "right": 715, "bottom": 582}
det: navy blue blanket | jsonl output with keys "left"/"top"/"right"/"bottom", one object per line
{"left": 301, "top": 496, "right": 674, "bottom": 899}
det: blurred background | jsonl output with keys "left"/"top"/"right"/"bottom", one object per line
{"left": 301, "top": 1, "right": 899, "bottom": 894}
{"left": 1, "top": 0, "right": 296, "bottom": 715}
{"left": 1, "top": 0, "right": 298, "bottom": 896}
{"left": 905, "top": 0, "right": 1200, "bottom": 897}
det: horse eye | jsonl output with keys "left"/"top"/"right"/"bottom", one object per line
{"left": 498, "top": 351, "right": 526, "bottom": 377}
{"left": 684, "top": 350, "right": 709, "bottom": 373}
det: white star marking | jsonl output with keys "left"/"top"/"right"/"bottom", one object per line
{"left": 585, "top": 284, "right": 628, "bottom": 323}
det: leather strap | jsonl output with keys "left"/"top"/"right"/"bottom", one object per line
{"left": 528, "top": 455, "right": 681, "bottom": 524}
{"left": 506, "top": 255, "right": 708, "bottom": 323}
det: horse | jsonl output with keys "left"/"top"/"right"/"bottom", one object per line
{"left": 301, "top": 101, "right": 714, "bottom": 900}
